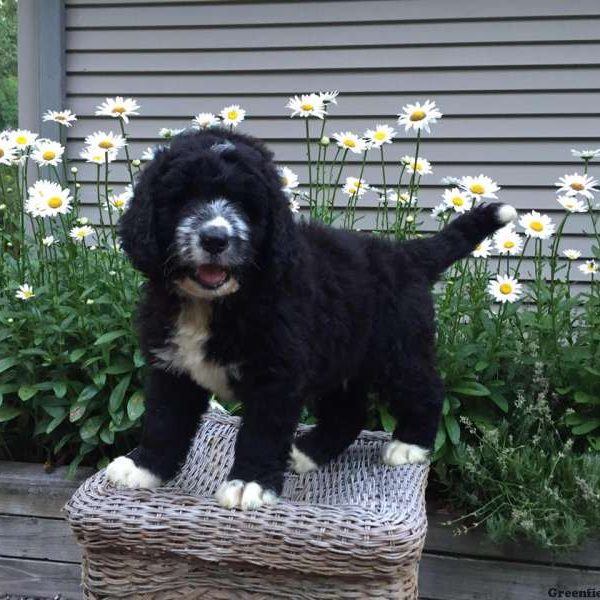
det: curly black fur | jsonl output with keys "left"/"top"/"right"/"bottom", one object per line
{"left": 118, "top": 127, "right": 513, "bottom": 496}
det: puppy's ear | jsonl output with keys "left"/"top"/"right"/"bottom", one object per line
{"left": 119, "top": 154, "right": 166, "bottom": 278}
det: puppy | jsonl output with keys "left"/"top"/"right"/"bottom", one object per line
{"left": 105, "top": 128, "right": 516, "bottom": 510}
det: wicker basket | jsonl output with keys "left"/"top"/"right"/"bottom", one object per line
{"left": 65, "top": 411, "right": 429, "bottom": 599}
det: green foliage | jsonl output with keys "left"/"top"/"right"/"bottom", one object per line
{"left": 0, "top": 0, "right": 17, "bottom": 129}
{"left": 443, "top": 367, "right": 600, "bottom": 549}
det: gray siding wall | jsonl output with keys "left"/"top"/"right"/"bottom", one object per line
{"left": 62, "top": 0, "right": 599, "bottom": 280}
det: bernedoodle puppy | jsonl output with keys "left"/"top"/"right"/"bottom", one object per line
{"left": 105, "top": 127, "right": 517, "bottom": 510}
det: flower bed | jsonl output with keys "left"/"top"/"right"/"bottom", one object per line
{"left": 0, "top": 93, "right": 598, "bottom": 548}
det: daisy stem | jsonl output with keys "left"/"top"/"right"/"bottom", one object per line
{"left": 304, "top": 119, "right": 314, "bottom": 216}
{"left": 407, "top": 131, "right": 422, "bottom": 208}
{"left": 380, "top": 146, "right": 389, "bottom": 236}
{"left": 393, "top": 166, "right": 406, "bottom": 238}
{"left": 450, "top": 256, "right": 469, "bottom": 343}
{"left": 314, "top": 117, "right": 327, "bottom": 216}
{"left": 119, "top": 119, "right": 135, "bottom": 185}
{"left": 350, "top": 150, "right": 369, "bottom": 229}
{"left": 329, "top": 148, "right": 349, "bottom": 225}
{"left": 95, "top": 164, "right": 108, "bottom": 246}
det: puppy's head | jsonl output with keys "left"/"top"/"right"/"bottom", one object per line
{"left": 119, "top": 128, "right": 296, "bottom": 300}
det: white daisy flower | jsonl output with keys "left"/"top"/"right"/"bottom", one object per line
{"left": 10, "top": 129, "right": 38, "bottom": 149}
{"left": 80, "top": 146, "right": 118, "bottom": 164}
{"left": 159, "top": 127, "right": 185, "bottom": 139}
{"left": 15, "top": 284, "right": 35, "bottom": 301}
{"left": 519, "top": 210, "right": 555, "bottom": 239}
{"left": 220, "top": 105, "right": 246, "bottom": 127}
{"left": 364, "top": 124, "right": 395, "bottom": 148}
{"left": 570, "top": 148, "right": 600, "bottom": 160}
{"left": 555, "top": 173, "right": 598, "bottom": 199}
{"left": 443, "top": 188, "right": 473, "bottom": 213}
{"left": 342, "top": 176, "right": 368, "bottom": 197}
{"left": 440, "top": 176, "right": 463, "bottom": 186}
{"left": 332, "top": 131, "right": 367, "bottom": 154}
{"left": 318, "top": 91, "right": 339, "bottom": 105}
{"left": 493, "top": 226, "right": 523, "bottom": 255}
{"left": 141, "top": 147, "right": 156, "bottom": 161}
{"left": 77, "top": 217, "right": 89, "bottom": 225}
{"left": 42, "top": 235, "right": 57, "bottom": 247}
{"left": 84, "top": 131, "right": 126, "bottom": 155}
{"left": 472, "top": 239, "right": 492, "bottom": 258}
{"left": 286, "top": 94, "right": 327, "bottom": 119}
{"left": 397, "top": 99, "right": 442, "bottom": 134}
{"left": 562, "top": 249, "right": 581, "bottom": 260}
{"left": 431, "top": 203, "right": 448, "bottom": 220}
{"left": 0, "top": 138, "right": 17, "bottom": 165}
{"left": 106, "top": 191, "right": 131, "bottom": 212}
{"left": 95, "top": 96, "right": 140, "bottom": 124}
{"left": 557, "top": 195, "right": 588, "bottom": 213}
{"left": 460, "top": 175, "right": 500, "bottom": 200}
{"left": 488, "top": 275, "right": 522, "bottom": 303}
{"left": 70, "top": 225, "right": 94, "bottom": 242}
{"left": 31, "top": 139, "right": 64, "bottom": 166}
{"left": 401, "top": 155, "right": 432, "bottom": 175}
{"left": 192, "top": 112, "right": 220, "bottom": 129}
{"left": 387, "top": 191, "right": 413, "bottom": 205}
{"left": 289, "top": 199, "right": 300, "bottom": 213}
{"left": 278, "top": 166, "right": 299, "bottom": 193}
{"left": 26, "top": 180, "right": 72, "bottom": 217}
{"left": 578, "top": 260, "right": 598, "bottom": 275}
{"left": 42, "top": 109, "right": 77, "bottom": 127}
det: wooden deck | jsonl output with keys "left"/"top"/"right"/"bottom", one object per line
{"left": 1, "top": 461, "right": 598, "bottom": 599}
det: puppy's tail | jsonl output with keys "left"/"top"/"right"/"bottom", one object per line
{"left": 403, "top": 203, "right": 517, "bottom": 281}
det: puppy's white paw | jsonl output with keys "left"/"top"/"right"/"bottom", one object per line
{"left": 215, "top": 479, "right": 278, "bottom": 510}
{"left": 289, "top": 444, "right": 318, "bottom": 474}
{"left": 105, "top": 456, "right": 162, "bottom": 489}
{"left": 497, "top": 204, "right": 518, "bottom": 225}
{"left": 382, "top": 441, "right": 429, "bottom": 466}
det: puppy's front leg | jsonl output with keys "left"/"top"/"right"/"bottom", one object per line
{"left": 216, "top": 388, "right": 302, "bottom": 510}
{"left": 106, "top": 368, "right": 209, "bottom": 489}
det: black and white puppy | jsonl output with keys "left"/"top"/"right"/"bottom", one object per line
{"left": 105, "top": 128, "right": 516, "bottom": 510}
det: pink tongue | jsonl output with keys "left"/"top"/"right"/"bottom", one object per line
{"left": 196, "top": 265, "right": 228, "bottom": 287}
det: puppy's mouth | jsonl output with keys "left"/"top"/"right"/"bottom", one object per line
{"left": 194, "top": 264, "right": 231, "bottom": 289}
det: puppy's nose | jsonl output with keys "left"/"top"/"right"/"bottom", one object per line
{"left": 200, "top": 227, "right": 229, "bottom": 254}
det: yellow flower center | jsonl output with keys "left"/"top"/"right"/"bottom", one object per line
{"left": 47, "top": 196, "right": 63, "bottom": 209}
{"left": 470, "top": 183, "right": 485, "bottom": 195}
{"left": 410, "top": 110, "right": 426, "bottom": 122}
{"left": 530, "top": 221, "right": 544, "bottom": 232}
{"left": 0, "top": 149, "right": 4, "bottom": 158}
{"left": 344, "top": 138, "right": 356, "bottom": 148}
{"left": 99, "top": 140, "right": 114, "bottom": 150}
{"left": 280, "top": 176, "right": 289, "bottom": 187}
{"left": 570, "top": 182, "right": 585, "bottom": 191}
{"left": 56, "top": 115, "right": 66, "bottom": 121}
{"left": 452, "top": 196, "right": 464, "bottom": 206}
{"left": 16, "top": 135, "right": 27, "bottom": 145}
{"left": 227, "top": 110, "right": 238, "bottom": 120}
{"left": 301, "top": 103, "right": 314, "bottom": 111}
{"left": 113, "top": 198, "right": 125, "bottom": 208}
{"left": 112, "top": 105, "right": 126, "bottom": 114}
{"left": 374, "top": 131, "right": 387, "bottom": 141}
{"left": 499, "top": 283, "right": 513, "bottom": 295}
{"left": 504, "top": 240, "right": 515, "bottom": 249}
{"left": 42, "top": 150, "right": 56, "bottom": 161}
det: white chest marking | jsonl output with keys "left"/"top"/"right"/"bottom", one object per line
{"left": 152, "top": 301, "right": 235, "bottom": 400}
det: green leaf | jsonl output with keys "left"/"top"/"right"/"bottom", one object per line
{"left": 43, "top": 405, "right": 66, "bottom": 419}
{"left": 92, "top": 372, "right": 107, "bottom": 388}
{"left": 574, "top": 391, "right": 600, "bottom": 405}
{"left": 565, "top": 413, "right": 587, "bottom": 426}
{"left": 80, "top": 415, "right": 104, "bottom": 441}
{"left": 94, "top": 329, "right": 128, "bottom": 346}
{"left": 444, "top": 414, "right": 461, "bottom": 445}
{"left": 571, "top": 419, "right": 600, "bottom": 435}
{"left": 0, "top": 406, "right": 21, "bottom": 422}
{"left": 109, "top": 375, "right": 131, "bottom": 414}
{"left": 0, "top": 356, "right": 18, "bottom": 374}
{"left": 133, "top": 349, "right": 145, "bottom": 368}
{"left": 46, "top": 413, "right": 66, "bottom": 434}
{"left": 434, "top": 426, "right": 447, "bottom": 453}
{"left": 450, "top": 381, "right": 491, "bottom": 397}
{"left": 584, "top": 366, "right": 600, "bottom": 378}
{"left": 18, "top": 385, "right": 37, "bottom": 402}
{"left": 104, "top": 363, "right": 132, "bottom": 376}
{"left": 69, "top": 402, "right": 87, "bottom": 423}
{"left": 474, "top": 360, "right": 488, "bottom": 372}
{"left": 77, "top": 384, "right": 99, "bottom": 404}
{"left": 127, "top": 390, "right": 145, "bottom": 421}
{"left": 490, "top": 392, "right": 509, "bottom": 413}
{"left": 53, "top": 381, "right": 67, "bottom": 398}
{"left": 99, "top": 427, "right": 115, "bottom": 445}
{"left": 69, "top": 348, "right": 86, "bottom": 363}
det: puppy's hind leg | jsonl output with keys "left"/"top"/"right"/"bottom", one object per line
{"left": 290, "top": 381, "right": 368, "bottom": 474}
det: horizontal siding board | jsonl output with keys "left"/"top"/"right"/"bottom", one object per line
{"left": 65, "top": 139, "right": 593, "bottom": 163}
{"left": 67, "top": 116, "right": 600, "bottom": 139}
{"left": 65, "top": 20, "right": 600, "bottom": 50}
{"left": 65, "top": 1, "right": 600, "bottom": 28}
{"left": 66, "top": 45, "right": 600, "bottom": 73}
{"left": 66, "top": 92, "right": 600, "bottom": 118}
{"left": 66, "top": 68, "right": 600, "bottom": 94}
